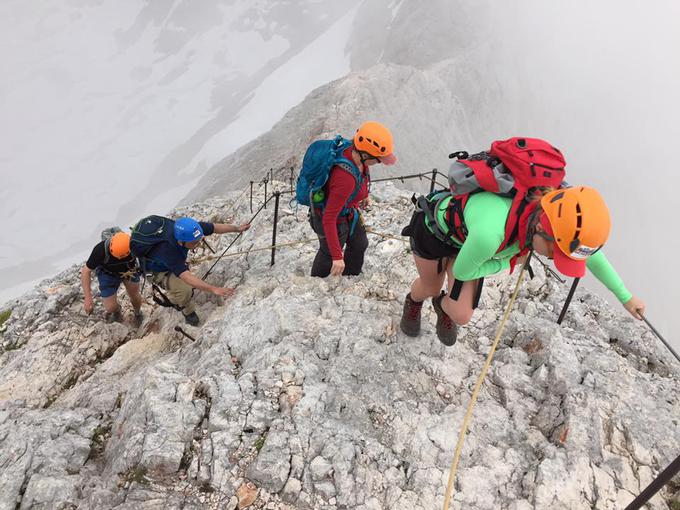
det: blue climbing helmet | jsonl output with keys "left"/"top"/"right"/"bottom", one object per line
{"left": 174, "top": 217, "right": 203, "bottom": 242}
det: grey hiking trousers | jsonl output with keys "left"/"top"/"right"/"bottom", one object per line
{"left": 150, "top": 272, "right": 195, "bottom": 315}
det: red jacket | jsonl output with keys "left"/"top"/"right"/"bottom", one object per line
{"left": 321, "top": 148, "right": 369, "bottom": 260}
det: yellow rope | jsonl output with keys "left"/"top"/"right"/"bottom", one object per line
{"left": 364, "top": 227, "right": 409, "bottom": 243}
{"left": 442, "top": 263, "right": 528, "bottom": 510}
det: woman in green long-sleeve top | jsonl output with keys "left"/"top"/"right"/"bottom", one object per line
{"left": 399, "top": 185, "right": 645, "bottom": 346}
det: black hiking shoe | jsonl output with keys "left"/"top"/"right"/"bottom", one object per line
{"left": 184, "top": 312, "right": 200, "bottom": 326}
{"left": 432, "top": 291, "right": 458, "bottom": 346}
{"left": 400, "top": 293, "right": 423, "bottom": 337}
{"left": 132, "top": 310, "right": 144, "bottom": 328}
{"left": 107, "top": 309, "right": 123, "bottom": 323}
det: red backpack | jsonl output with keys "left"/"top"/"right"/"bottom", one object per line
{"left": 445, "top": 137, "right": 566, "bottom": 253}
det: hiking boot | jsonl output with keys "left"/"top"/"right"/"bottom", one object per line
{"left": 400, "top": 293, "right": 423, "bottom": 337}
{"left": 107, "top": 309, "right": 123, "bottom": 323}
{"left": 432, "top": 291, "right": 458, "bottom": 346}
{"left": 132, "top": 310, "right": 144, "bottom": 327}
{"left": 184, "top": 312, "right": 200, "bottom": 327}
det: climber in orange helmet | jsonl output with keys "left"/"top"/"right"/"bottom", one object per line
{"left": 401, "top": 185, "right": 645, "bottom": 346}
{"left": 81, "top": 230, "right": 143, "bottom": 324}
{"left": 302, "top": 121, "right": 397, "bottom": 277}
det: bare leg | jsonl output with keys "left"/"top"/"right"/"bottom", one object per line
{"left": 441, "top": 261, "right": 477, "bottom": 326}
{"left": 409, "top": 255, "right": 447, "bottom": 302}
{"left": 102, "top": 295, "right": 121, "bottom": 314}
{"left": 123, "top": 280, "right": 143, "bottom": 313}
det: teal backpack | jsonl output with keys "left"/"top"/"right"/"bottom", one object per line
{"left": 295, "top": 135, "right": 362, "bottom": 209}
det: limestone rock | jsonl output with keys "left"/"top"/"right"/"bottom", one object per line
{"left": 0, "top": 183, "right": 678, "bottom": 509}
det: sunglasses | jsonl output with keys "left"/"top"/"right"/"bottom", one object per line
{"left": 536, "top": 229, "right": 602, "bottom": 258}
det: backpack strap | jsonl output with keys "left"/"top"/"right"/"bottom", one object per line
{"left": 335, "top": 159, "right": 363, "bottom": 209}
{"left": 103, "top": 238, "right": 112, "bottom": 265}
{"left": 415, "top": 192, "right": 466, "bottom": 248}
{"left": 446, "top": 194, "right": 469, "bottom": 242}
{"left": 499, "top": 196, "right": 530, "bottom": 251}
{"left": 314, "top": 155, "right": 364, "bottom": 218}
{"left": 416, "top": 195, "right": 449, "bottom": 245}
{"left": 448, "top": 277, "right": 484, "bottom": 310}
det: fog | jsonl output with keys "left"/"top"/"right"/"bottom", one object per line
{"left": 1, "top": 0, "right": 678, "bottom": 349}
{"left": 474, "top": 0, "right": 680, "bottom": 346}
{"left": 0, "top": 0, "right": 361, "bottom": 298}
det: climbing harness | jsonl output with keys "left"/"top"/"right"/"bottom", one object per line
{"left": 150, "top": 283, "right": 185, "bottom": 311}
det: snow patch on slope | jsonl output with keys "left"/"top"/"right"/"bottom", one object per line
{"left": 183, "top": 5, "right": 360, "bottom": 176}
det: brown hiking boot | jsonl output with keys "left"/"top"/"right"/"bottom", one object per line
{"left": 400, "top": 293, "right": 423, "bottom": 337}
{"left": 432, "top": 291, "right": 458, "bottom": 346}
{"left": 132, "top": 310, "right": 144, "bottom": 328}
{"left": 106, "top": 309, "right": 123, "bottom": 323}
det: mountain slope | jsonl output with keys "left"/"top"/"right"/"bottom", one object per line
{"left": 181, "top": 61, "right": 492, "bottom": 205}
{"left": 1, "top": 181, "right": 678, "bottom": 509}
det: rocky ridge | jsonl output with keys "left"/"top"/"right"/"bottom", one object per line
{"left": 1, "top": 181, "right": 679, "bottom": 509}
{"left": 181, "top": 61, "right": 491, "bottom": 206}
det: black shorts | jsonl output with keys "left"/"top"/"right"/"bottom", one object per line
{"left": 401, "top": 210, "right": 460, "bottom": 261}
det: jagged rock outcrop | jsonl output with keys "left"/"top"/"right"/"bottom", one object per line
{"left": 1, "top": 182, "right": 679, "bottom": 509}
{"left": 181, "top": 61, "right": 494, "bottom": 206}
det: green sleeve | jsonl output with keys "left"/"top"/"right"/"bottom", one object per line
{"left": 453, "top": 193, "right": 518, "bottom": 281}
{"left": 585, "top": 251, "right": 632, "bottom": 303}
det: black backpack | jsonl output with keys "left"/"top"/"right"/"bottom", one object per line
{"left": 130, "top": 215, "right": 186, "bottom": 310}
{"left": 130, "top": 216, "right": 172, "bottom": 259}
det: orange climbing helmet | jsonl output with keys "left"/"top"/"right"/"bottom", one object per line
{"left": 353, "top": 121, "right": 397, "bottom": 165}
{"left": 109, "top": 232, "right": 131, "bottom": 259}
{"left": 540, "top": 186, "right": 611, "bottom": 277}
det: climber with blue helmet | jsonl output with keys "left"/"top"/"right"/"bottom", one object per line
{"left": 130, "top": 215, "right": 250, "bottom": 326}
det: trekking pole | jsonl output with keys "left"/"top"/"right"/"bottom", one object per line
{"left": 270, "top": 168, "right": 274, "bottom": 182}
{"left": 624, "top": 453, "right": 680, "bottom": 510}
{"left": 640, "top": 313, "right": 680, "bottom": 364}
{"left": 557, "top": 277, "right": 580, "bottom": 325}
{"left": 271, "top": 192, "right": 281, "bottom": 266}
{"left": 290, "top": 167, "right": 294, "bottom": 193}
{"left": 429, "top": 169, "right": 438, "bottom": 193}
{"left": 174, "top": 326, "right": 197, "bottom": 342}
{"left": 442, "top": 260, "right": 529, "bottom": 510}
{"left": 250, "top": 181, "right": 254, "bottom": 213}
